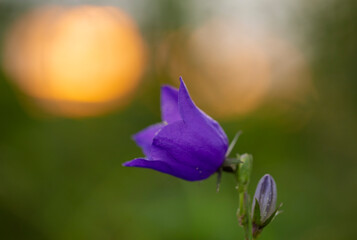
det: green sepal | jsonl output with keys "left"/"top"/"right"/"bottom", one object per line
{"left": 225, "top": 131, "right": 242, "bottom": 157}
{"left": 252, "top": 198, "right": 262, "bottom": 226}
{"left": 261, "top": 202, "right": 283, "bottom": 227}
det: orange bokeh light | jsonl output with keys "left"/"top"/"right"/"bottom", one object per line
{"left": 157, "top": 21, "right": 271, "bottom": 119}
{"left": 156, "top": 20, "right": 313, "bottom": 119}
{"left": 3, "top": 5, "right": 146, "bottom": 117}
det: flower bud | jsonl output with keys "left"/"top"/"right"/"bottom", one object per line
{"left": 237, "top": 154, "right": 253, "bottom": 189}
{"left": 252, "top": 174, "right": 277, "bottom": 224}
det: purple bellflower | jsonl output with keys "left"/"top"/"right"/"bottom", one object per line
{"left": 123, "top": 77, "right": 229, "bottom": 181}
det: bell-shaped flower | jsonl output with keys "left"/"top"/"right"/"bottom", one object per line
{"left": 123, "top": 77, "right": 229, "bottom": 181}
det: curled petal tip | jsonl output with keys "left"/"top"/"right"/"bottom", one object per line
{"left": 122, "top": 161, "right": 133, "bottom": 167}
{"left": 179, "top": 76, "right": 188, "bottom": 91}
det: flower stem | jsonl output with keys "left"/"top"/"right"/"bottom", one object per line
{"left": 237, "top": 189, "right": 253, "bottom": 240}
{"left": 236, "top": 153, "right": 253, "bottom": 240}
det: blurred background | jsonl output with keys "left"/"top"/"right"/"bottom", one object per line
{"left": 0, "top": 0, "right": 356, "bottom": 239}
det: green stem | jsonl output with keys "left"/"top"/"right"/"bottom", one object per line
{"left": 235, "top": 153, "right": 253, "bottom": 240}
{"left": 238, "top": 191, "right": 244, "bottom": 217}
{"left": 238, "top": 190, "right": 253, "bottom": 240}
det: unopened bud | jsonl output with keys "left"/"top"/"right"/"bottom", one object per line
{"left": 252, "top": 174, "right": 277, "bottom": 223}
{"left": 237, "top": 154, "right": 253, "bottom": 189}
{"left": 252, "top": 174, "right": 281, "bottom": 238}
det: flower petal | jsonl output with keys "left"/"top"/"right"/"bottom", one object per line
{"left": 132, "top": 123, "right": 166, "bottom": 158}
{"left": 122, "top": 158, "right": 213, "bottom": 181}
{"left": 122, "top": 158, "right": 172, "bottom": 173}
{"left": 161, "top": 85, "right": 181, "bottom": 123}
{"left": 178, "top": 77, "right": 228, "bottom": 146}
{"left": 150, "top": 120, "right": 227, "bottom": 180}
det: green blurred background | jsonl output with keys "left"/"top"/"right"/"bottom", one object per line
{"left": 0, "top": 0, "right": 356, "bottom": 239}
